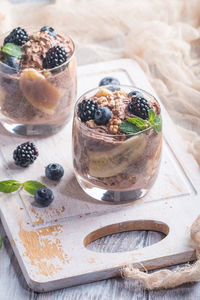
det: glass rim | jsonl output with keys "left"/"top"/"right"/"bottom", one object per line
{"left": 0, "top": 26, "right": 75, "bottom": 73}
{"left": 74, "top": 84, "right": 161, "bottom": 138}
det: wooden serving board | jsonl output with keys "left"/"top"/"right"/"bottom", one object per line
{"left": 0, "top": 59, "right": 200, "bottom": 292}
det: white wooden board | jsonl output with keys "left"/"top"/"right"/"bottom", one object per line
{"left": 0, "top": 59, "right": 200, "bottom": 292}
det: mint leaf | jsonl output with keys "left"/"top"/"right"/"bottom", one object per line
{"left": 0, "top": 236, "right": 2, "bottom": 249}
{"left": 148, "top": 109, "right": 162, "bottom": 133}
{"left": 0, "top": 180, "right": 22, "bottom": 193}
{"left": 119, "top": 121, "right": 142, "bottom": 134}
{"left": 148, "top": 109, "right": 156, "bottom": 124}
{"left": 126, "top": 117, "right": 148, "bottom": 130}
{"left": 23, "top": 181, "right": 47, "bottom": 195}
{"left": 1, "top": 43, "right": 22, "bottom": 58}
{"left": 151, "top": 114, "right": 162, "bottom": 133}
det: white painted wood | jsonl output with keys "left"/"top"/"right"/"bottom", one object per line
{"left": 0, "top": 59, "right": 199, "bottom": 292}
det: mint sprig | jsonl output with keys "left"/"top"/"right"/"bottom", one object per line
{"left": 148, "top": 109, "right": 155, "bottom": 123}
{"left": 119, "top": 121, "right": 142, "bottom": 134}
{"left": 119, "top": 116, "right": 148, "bottom": 135}
{"left": 0, "top": 235, "right": 2, "bottom": 249}
{"left": 126, "top": 117, "right": 148, "bottom": 130}
{"left": 119, "top": 109, "right": 162, "bottom": 134}
{"left": 1, "top": 43, "right": 22, "bottom": 59}
{"left": 0, "top": 180, "right": 46, "bottom": 195}
{"left": 0, "top": 180, "right": 22, "bottom": 193}
{"left": 148, "top": 109, "right": 162, "bottom": 133}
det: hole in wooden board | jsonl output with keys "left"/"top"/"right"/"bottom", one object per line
{"left": 84, "top": 220, "right": 169, "bottom": 253}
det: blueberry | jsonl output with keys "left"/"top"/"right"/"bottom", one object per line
{"left": 99, "top": 76, "right": 120, "bottom": 92}
{"left": 40, "top": 26, "right": 56, "bottom": 38}
{"left": 94, "top": 107, "right": 111, "bottom": 125}
{"left": 45, "top": 163, "right": 64, "bottom": 180}
{"left": 107, "top": 86, "right": 121, "bottom": 92}
{"left": 34, "top": 188, "right": 54, "bottom": 207}
{"left": 99, "top": 76, "right": 120, "bottom": 91}
{"left": 128, "top": 90, "right": 143, "bottom": 98}
{"left": 3, "top": 57, "right": 20, "bottom": 74}
{"left": 99, "top": 76, "right": 120, "bottom": 86}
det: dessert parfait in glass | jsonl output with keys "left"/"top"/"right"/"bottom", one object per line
{"left": 72, "top": 83, "right": 162, "bottom": 203}
{"left": 0, "top": 26, "right": 76, "bottom": 136}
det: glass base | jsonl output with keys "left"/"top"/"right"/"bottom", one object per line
{"left": 1, "top": 122, "right": 65, "bottom": 137}
{"left": 76, "top": 175, "right": 147, "bottom": 204}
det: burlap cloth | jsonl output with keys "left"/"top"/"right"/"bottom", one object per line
{"left": 1, "top": 0, "right": 200, "bottom": 290}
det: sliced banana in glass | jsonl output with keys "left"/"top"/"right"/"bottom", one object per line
{"left": 19, "top": 68, "right": 60, "bottom": 115}
{"left": 88, "top": 134, "right": 147, "bottom": 178}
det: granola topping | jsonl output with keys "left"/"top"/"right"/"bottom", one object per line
{"left": 22, "top": 32, "right": 72, "bottom": 70}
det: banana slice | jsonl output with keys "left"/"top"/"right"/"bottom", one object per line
{"left": 20, "top": 68, "right": 60, "bottom": 115}
{"left": 88, "top": 134, "right": 147, "bottom": 178}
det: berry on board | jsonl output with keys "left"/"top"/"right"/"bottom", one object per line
{"left": 13, "top": 141, "right": 38, "bottom": 168}
{"left": 45, "top": 163, "right": 64, "bottom": 181}
{"left": 34, "top": 188, "right": 54, "bottom": 207}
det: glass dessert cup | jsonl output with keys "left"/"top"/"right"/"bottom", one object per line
{"left": 0, "top": 28, "right": 77, "bottom": 136}
{"left": 72, "top": 85, "right": 162, "bottom": 203}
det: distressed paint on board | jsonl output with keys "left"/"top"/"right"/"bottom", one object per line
{"left": 19, "top": 223, "right": 69, "bottom": 277}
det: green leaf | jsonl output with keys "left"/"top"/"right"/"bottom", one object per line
{"left": 126, "top": 117, "right": 148, "bottom": 130}
{"left": 148, "top": 109, "right": 156, "bottom": 124}
{"left": 119, "top": 121, "right": 142, "bottom": 134}
{"left": 1, "top": 43, "right": 22, "bottom": 58}
{"left": 151, "top": 114, "right": 162, "bottom": 133}
{"left": 0, "top": 180, "right": 22, "bottom": 193}
{"left": 23, "top": 181, "right": 47, "bottom": 195}
{"left": 0, "top": 235, "right": 2, "bottom": 249}
{"left": 148, "top": 109, "right": 162, "bottom": 133}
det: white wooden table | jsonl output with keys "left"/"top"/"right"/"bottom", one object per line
{"left": 0, "top": 0, "right": 200, "bottom": 298}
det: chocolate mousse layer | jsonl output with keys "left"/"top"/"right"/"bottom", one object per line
{"left": 73, "top": 86, "right": 162, "bottom": 193}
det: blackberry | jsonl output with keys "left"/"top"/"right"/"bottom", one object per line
{"left": 43, "top": 46, "right": 68, "bottom": 69}
{"left": 4, "top": 27, "right": 29, "bottom": 46}
{"left": 34, "top": 188, "right": 54, "bottom": 207}
{"left": 78, "top": 99, "right": 98, "bottom": 122}
{"left": 128, "top": 97, "right": 151, "bottom": 120}
{"left": 13, "top": 141, "right": 39, "bottom": 168}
